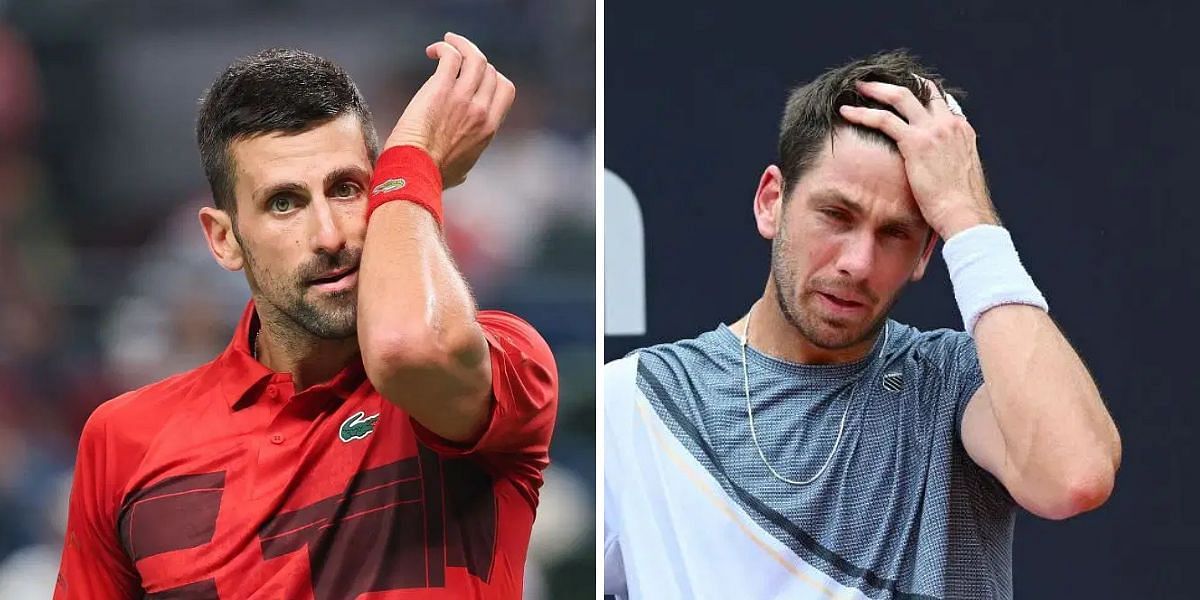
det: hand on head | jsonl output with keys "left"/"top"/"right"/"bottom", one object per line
{"left": 838, "top": 76, "right": 998, "bottom": 239}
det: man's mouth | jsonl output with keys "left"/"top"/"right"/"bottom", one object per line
{"left": 308, "top": 265, "right": 359, "bottom": 292}
{"left": 816, "top": 290, "right": 868, "bottom": 312}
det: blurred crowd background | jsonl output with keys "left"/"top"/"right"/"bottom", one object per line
{"left": 0, "top": 0, "right": 595, "bottom": 598}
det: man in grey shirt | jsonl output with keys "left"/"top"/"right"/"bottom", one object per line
{"left": 603, "top": 51, "right": 1122, "bottom": 599}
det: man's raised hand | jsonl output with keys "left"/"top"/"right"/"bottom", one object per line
{"left": 385, "top": 32, "right": 516, "bottom": 188}
{"left": 838, "top": 77, "right": 997, "bottom": 239}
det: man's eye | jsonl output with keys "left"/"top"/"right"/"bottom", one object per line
{"left": 269, "top": 196, "right": 295, "bottom": 213}
{"left": 885, "top": 228, "right": 910, "bottom": 240}
{"left": 332, "top": 182, "right": 360, "bottom": 198}
{"left": 821, "top": 208, "right": 849, "bottom": 222}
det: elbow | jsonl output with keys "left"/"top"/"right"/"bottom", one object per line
{"left": 1022, "top": 465, "right": 1116, "bottom": 521}
{"left": 361, "top": 321, "right": 488, "bottom": 391}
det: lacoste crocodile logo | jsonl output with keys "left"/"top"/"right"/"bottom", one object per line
{"left": 372, "top": 178, "right": 407, "bottom": 194}
{"left": 339, "top": 411, "right": 380, "bottom": 443}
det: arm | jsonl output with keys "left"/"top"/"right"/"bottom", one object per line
{"left": 358, "top": 33, "right": 517, "bottom": 443}
{"left": 55, "top": 407, "right": 140, "bottom": 599}
{"left": 962, "top": 306, "right": 1120, "bottom": 519}
{"left": 842, "top": 78, "right": 1121, "bottom": 519}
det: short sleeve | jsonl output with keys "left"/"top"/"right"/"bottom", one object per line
{"left": 910, "top": 328, "right": 985, "bottom": 440}
{"left": 947, "top": 332, "right": 986, "bottom": 439}
{"left": 411, "top": 311, "right": 559, "bottom": 501}
{"left": 55, "top": 403, "right": 140, "bottom": 599}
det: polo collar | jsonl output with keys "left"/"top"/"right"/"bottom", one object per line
{"left": 214, "top": 300, "right": 367, "bottom": 410}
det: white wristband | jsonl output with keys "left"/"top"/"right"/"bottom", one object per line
{"left": 942, "top": 224, "right": 1048, "bottom": 335}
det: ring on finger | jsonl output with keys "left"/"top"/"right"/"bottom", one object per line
{"left": 944, "top": 93, "right": 966, "bottom": 118}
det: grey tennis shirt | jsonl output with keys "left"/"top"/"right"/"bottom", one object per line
{"left": 611, "top": 319, "right": 1014, "bottom": 599}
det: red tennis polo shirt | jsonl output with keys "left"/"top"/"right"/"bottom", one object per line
{"left": 55, "top": 300, "right": 558, "bottom": 600}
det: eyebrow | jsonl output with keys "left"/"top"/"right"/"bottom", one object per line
{"left": 252, "top": 165, "right": 372, "bottom": 204}
{"left": 809, "top": 189, "right": 926, "bottom": 232}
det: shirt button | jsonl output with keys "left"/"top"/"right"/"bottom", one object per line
{"left": 267, "top": 388, "right": 277, "bottom": 398}
{"left": 270, "top": 434, "right": 284, "bottom": 444}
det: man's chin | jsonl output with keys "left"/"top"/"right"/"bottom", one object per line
{"left": 802, "top": 312, "right": 879, "bottom": 350}
{"left": 285, "top": 296, "right": 358, "bottom": 340}
{"left": 304, "top": 285, "right": 358, "bottom": 306}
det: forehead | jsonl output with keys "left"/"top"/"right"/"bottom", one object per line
{"left": 228, "top": 113, "right": 371, "bottom": 201}
{"left": 790, "top": 129, "right": 920, "bottom": 220}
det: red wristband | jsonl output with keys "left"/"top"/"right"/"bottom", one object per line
{"left": 366, "top": 145, "right": 444, "bottom": 226}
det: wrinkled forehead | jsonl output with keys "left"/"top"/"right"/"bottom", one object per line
{"left": 791, "top": 128, "right": 923, "bottom": 224}
{"left": 228, "top": 114, "right": 372, "bottom": 202}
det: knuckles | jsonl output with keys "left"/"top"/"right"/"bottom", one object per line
{"left": 465, "top": 102, "right": 489, "bottom": 126}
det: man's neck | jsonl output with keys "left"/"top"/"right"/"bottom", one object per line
{"left": 729, "top": 282, "right": 879, "bottom": 366}
{"left": 252, "top": 308, "right": 358, "bottom": 392}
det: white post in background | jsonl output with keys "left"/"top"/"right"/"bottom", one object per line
{"left": 603, "top": 170, "right": 646, "bottom": 336}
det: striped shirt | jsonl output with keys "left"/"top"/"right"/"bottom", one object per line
{"left": 604, "top": 320, "right": 1014, "bottom": 599}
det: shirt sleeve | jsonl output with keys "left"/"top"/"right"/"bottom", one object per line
{"left": 411, "top": 311, "right": 559, "bottom": 491}
{"left": 55, "top": 403, "right": 140, "bottom": 599}
{"left": 948, "top": 332, "right": 986, "bottom": 439}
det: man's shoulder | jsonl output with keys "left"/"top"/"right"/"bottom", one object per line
{"left": 81, "top": 361, "right": 216, "bottom": 451}
{"left": 603, "top": 353, "right": 641, "bottom": 392}
{"left": 888, "top": 320, "right": 976, "bottom": 371}
{"left": 603, "top": 326, "right": 733, "bottom": 415}
{"left": 614, "top": 325, "right": 733, "bottom": 369}
{"left": 478, "top": 309, "right": 556, "bottom": 372}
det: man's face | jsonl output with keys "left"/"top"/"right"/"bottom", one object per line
{"left": 227, "top": 114, "right": 372, "bottom": 339}
{"left": 770, "top": 130, "right": 935, "bottom": 350}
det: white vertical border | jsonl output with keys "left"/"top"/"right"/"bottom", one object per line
{"left": 594, "top": 0, "right": 606, "bottom": 595}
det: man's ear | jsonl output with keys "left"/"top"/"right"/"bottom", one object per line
{"left": 199, "top": 206, "right": 245, "bottom": 272}
{"left": 754, "top": 165, "right": 788, "bottom": 241}
{"left": 910, "top": 229, "right": 938, "bottom": 282}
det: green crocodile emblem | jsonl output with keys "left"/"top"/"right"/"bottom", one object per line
{"left": 339, "top": 411, "right": 380, "bottom": 443}
{"left": 371, "top": 178, "right": 407, "bottom": 194}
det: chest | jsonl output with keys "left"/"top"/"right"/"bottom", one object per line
{"left": 117, "top": 392, "right": 502, "bottom": 598}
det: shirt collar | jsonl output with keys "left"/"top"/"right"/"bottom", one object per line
{"left": 214, "top": 299, "right": 367, "bottom": 410}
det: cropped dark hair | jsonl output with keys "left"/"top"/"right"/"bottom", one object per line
{"left": 196, "top": 48, "right": 379, "bottom": 214}
{"left": 778, "top": 49, "right": 963, "bottom": 196}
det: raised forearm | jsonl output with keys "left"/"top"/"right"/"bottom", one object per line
{"left": 974, "top": 304, "right": 1121, "bottom": 514}
{"left": 356, "top": 33, "right": 515, "bottom": 442}
{"left": 357, "top": 201, "right": 491, "bottom": 440}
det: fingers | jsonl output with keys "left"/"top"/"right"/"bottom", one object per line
{"left": 474, "top": 64, "right": 498, "bottom": 108}
{"left": 426, "top": 41, "right": 463, "bottom": 84}
{"left": 488, "top": 71, "right": 516, "bottom": 129}
{"left": 855, "top": 80, "right": 930, "bottom": 125}
{"left": 838, "top": 104, "right": 909, "bottom": 140}
{"left": 444, "top": 32, "right": 488, "bottom": 98}
{"left": 421, "top": 32, "right": 514, "bottom": 138}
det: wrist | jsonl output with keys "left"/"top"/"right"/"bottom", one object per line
{"left": 383, "top": 137, "right": 430, "bottom": 156}
{"left": 367, "top": 145, "right": 444, "bottom": 226}
{"left": 942, "top": 225, "right": 1048, "bottom": 335}
{"left": 936, "top": 206, "right": 999, "bottom": 240}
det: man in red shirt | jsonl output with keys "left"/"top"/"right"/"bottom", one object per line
{"left": 55, "top": 32, "right": 558, "bottom": 599}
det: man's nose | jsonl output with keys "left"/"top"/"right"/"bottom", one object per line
{"left": 834, "top": 230, "right": 875, "bottom": 279}
{"left": 309, "top": 198, "right": 347, "bottom": 255}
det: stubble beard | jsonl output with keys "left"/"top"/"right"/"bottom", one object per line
{"left": 239, "top": 233, "right": 360, "bottom": 341}
{"left": 770, "top": 231, "right": 892, "bottom": 351}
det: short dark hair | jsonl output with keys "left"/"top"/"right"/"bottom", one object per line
{"left": 196, "top": 48, "right": 379, "bottom": 214}
{"left": 777, "top": 49, "right": 963, "bottom": 196}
